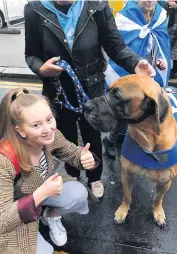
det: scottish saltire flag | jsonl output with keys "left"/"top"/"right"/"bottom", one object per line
{"left": 165, "top": 87, "right": 177, "bottom": 122}
{"left": 105, "top": 1, "right": 171, "bottom": 89}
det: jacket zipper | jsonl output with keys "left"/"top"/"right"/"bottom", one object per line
{"left": 34, "top": 9, "right": 63, "bottom": 31}
{"left": 35, "top": 9, "right": 97, "bottom": 52}
{"left": 34, "top": 9, "right": 74, "bottom": 59}
{"left": 72, "top": 10, "right": 96, "bottom": 48}
{"left": 34, "top": 9, "right": 97, "bottom": 74}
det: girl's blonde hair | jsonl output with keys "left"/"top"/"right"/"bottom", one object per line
{"left": 0, "top": 88, "right": 49, "bottom": 171}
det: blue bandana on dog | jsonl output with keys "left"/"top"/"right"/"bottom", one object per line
{"left": 121, "top": 87, "right": 177, "bottom": 170}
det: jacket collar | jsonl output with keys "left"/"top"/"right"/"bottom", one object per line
{"left": 29, "top": 1, "right": 107, "bottom": 53}
{"left": 32, "top": 1, "right": 62, "bottom": 29}
{"left": 29, "top": 1, "right": 107, "bottom": 11}
{"left": 87, "top": 0, "right": 107, "bottom": 11}
{"left": 29, "top": 1, "right": 107, "bottom": 28}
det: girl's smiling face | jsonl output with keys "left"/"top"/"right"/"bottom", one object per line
{"left": 16, "top": 100, "right": 57, "bottom": 147}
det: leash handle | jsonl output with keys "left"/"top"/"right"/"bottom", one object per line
{"left": 54, "top": 59, "right": 89, "bottom": 113}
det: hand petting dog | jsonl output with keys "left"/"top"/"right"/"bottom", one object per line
{"left": 135, "top": 59, "right": 156, "bottom": 77}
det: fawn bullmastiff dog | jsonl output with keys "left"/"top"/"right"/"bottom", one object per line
{"left": 84, "top": 74, "right": 177, "bottom": 227}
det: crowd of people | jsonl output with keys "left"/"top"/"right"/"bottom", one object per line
{"left": 0, "top": 0, "right": 176, "bottom": 253}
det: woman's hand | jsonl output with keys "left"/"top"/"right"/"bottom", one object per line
{"left": 80, "top": 143, "right": 95, "bottom": 170}
{"left": 40, "top": 57, "right": 64, "bottom": 77}
{"left": 33, "top": 173, "right": 63, "bottom": 207}
{"left": 41, "top": 173, "right": 63, "bottom": 197}
{"left": 135, "top": 59, "right": 156, "bottom": 78}
{"left": 156, "top": 59, "right": 167, "bottom": 70}
{"left": 167, "top": 0, "right": 177, "bottom": 8}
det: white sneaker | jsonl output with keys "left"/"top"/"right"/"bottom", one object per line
{"left": 41, "top": 209, "right": 67, "bottom": 247}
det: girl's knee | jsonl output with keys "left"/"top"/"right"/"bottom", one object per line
{"left": 64, "top": 181, "right": 88, "bottom": 203}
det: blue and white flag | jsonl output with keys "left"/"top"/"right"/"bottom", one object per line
{"left": 105, "top": 1, "right": 171, "bottom": 89}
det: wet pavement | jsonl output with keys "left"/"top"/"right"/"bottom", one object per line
{"left": 0, "top": 80, "right": 177, "bottom": 254}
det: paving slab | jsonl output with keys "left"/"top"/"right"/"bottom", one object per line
{"left": 0, "top": 67, "right": 37, "bottom": 79}
{"left": 0, "top": 29, "right": 27, "bottom": 68}
{"left": 0, "top": 67, "right": 5, "bottom": 73}
{"left": 0, "top": 28, "right": 21, "bottom": 34}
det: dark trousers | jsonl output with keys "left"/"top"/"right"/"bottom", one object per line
{"left": 108, "top": 122, "right": 128, "bottom": 143}
{"left": 172, "top": 60, "right": 177, "bottom": 74}
{"left": 55, "top": 107, "right": 103, "bottom": 183}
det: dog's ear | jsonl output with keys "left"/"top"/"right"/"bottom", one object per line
{"left": 148, "top": 92, "right": 169, "bottom": 135}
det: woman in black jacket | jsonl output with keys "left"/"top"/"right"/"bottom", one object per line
{"left": 24, "top": 0, "right": 155, "bottom": 199}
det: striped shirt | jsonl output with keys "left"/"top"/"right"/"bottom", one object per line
{"left": 35, "top": 151, "right": 48, "bottom": 178}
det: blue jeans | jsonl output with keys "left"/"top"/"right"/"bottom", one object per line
{"left": 42, "top": 181, "right": 89, "bottom": 215}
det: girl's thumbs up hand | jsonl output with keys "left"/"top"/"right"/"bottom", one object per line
{"left": 81, "top": 143, "right": 95, "bottom": 170}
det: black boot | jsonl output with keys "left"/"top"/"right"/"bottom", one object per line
{"left": 102, "top": 136, "right": 116, "bottom": 159}
{"left": 116, "top": 133, "right": 126, "bottom": 143}
{"left": 116, "top": 123, "right": 127, "bottom": 143}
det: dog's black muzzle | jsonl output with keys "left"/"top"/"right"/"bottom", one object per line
{"left": 83, "top": 95, "right": 118, "bottom": 132}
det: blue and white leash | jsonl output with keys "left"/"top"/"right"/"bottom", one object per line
{"left": 55, "top": 59, "right": 89, "bottom": 113}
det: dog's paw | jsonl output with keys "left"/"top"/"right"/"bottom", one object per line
{"left": 153, "top": 207, "right": 166, "bottom": 227}
{"left": 114, "top": 206, "right": 128, "bottom": 224}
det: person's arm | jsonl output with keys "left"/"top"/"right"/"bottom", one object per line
{"left": 24, "top": 3, "right": 44, "bottom": 76}
{"left": 0, "top": 155, "right": 42, "bottom": 234}
{"left": 52, "top": 130, "right": 83, "bottom": 169}
{"left": 97, "top": 3, "right": 143, "bottom": 74}
{"left": 53, "top": 130, "right": 99, "bottom": 169}
{"left": 24, "top": 4, "right": 64, "bottom": 78}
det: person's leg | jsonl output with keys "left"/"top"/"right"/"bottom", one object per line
{"left": 103, "top": 122, "right": 128, "bottom": 159}
{"left": 107, "top": 126, "right": 121, "bottom": 143}
{"left": 109, "top": 122, "right": 127, "bottom": 142}
{"left": 41, "top": 181, "right": 89, "bottom": 247}
{"left": 36, "top": 232, "right": 54, "bottom": 254}
{"left": 55, "top": 107, "right": 80, "bottom": 178}
{"left": 78, "top": 115, "right": 104, "bottom": 198}
{"left": 43, "top": 181, "right": 89, "bottom": 215}
{"left": 171, "top": 60, "right": 177, "bottom": 77}
{"left": 103, "top": 124, "right": 120, "bottom": 159}
{"left": 78, "top": 115, "right": 102, "bottom": 183}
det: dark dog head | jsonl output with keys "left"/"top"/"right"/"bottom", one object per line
{"left": 84, "top": 75, "right": 169, "bottom": 134}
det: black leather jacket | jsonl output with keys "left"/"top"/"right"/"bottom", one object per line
{"left": 25, "top": 1, "right": 142, "bottom": 105}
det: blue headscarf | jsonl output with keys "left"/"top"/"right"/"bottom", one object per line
{"left": 105, "top": 1, "right": 171, "bottom": 88}
{"left": 41, "top": 0, "right": 84, "bottom": 49}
